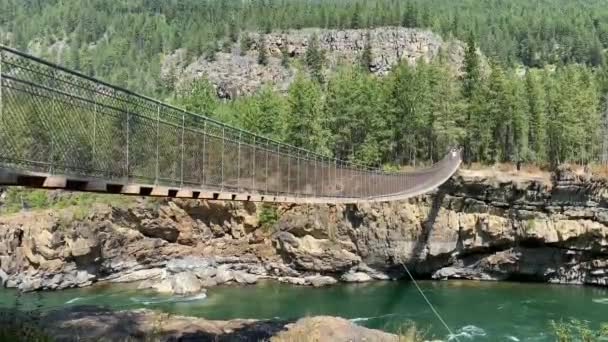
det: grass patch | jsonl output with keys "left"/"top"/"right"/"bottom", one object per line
{"left": 0, "top": 187, "right": 135, "bottom": 215}
{"left": 588, "top": 163, "right": 608, "bottom": 180}
{"left": 526, "top": 218, "right": 537, "bottom": 233}
{"left": 258, "top": 203, "right": 279, "bottom": 233}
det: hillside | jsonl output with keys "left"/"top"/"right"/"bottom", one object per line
{"left": 163, "top": 27, "right": 465, "bottom": 97}
{"left": 1, "top": 0, "right": 608, "bottom": 96}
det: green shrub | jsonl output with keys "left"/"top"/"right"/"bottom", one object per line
{"left": 550, "top": 319, "right": 608, "bottom": 342}
{"left": 258, "top": 204, "right": 279, "bottom": 233}
{"left": 382, "top": 163, "right": 401, "bottom": 172}
{"left": 26, "top": 191, "right": 50, "bottom": 209}
{"left": 396, "top": 320, "right": 429, "bottom": 342}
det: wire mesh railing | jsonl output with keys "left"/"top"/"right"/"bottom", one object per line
{"left": 0, "top": 45, "right": 461, "bottom": 202}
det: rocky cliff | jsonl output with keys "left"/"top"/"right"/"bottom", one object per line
{"left": 1, "top": 167, "right": 607, "bottom": 292}
{"left": 162, "top": 27, "right": 465, "bottom": 98}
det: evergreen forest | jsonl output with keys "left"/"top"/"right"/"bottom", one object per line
{"left": 1, "top": 0, "right": 608, "bottom": 167}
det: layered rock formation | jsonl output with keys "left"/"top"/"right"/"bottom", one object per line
{"left": 162, "top": 27, "right": 465, "bottom": 97}
{"left": 1, "top": 167, "right": 607, "bottom": 292}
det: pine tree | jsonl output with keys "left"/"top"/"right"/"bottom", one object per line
{"left": 598, "top": 60, "right": 608, "bottom": 163}
{"left": 174, "top": 78, "right": 218, "bottom": 118}
{"left": 428, "top": 61, "right": 465, "bottom": 161}
{"left": 263, "top": 19, "right": 273, "bottom": 34}
{"left": 67, "top": 41, "right": 81, "bottom": 70}
{"left": 325, "top": 66, "right": 388, "bottom": 163}
{"left": 238, "top": 86, "right": 289, "bottom": 139}
{"left": 360, "top": 32, "right": 373, "bottom": 72}
{"left": 240, "top": 35, "right": 254, "bottom": 56}
{"left": 228, "top": 18, "right": 240, "bottom": 43}
{"left": 258, "top": 37, "right": 268, "bottom": 66}
{"left": 402, "top": 2, "right": 418, "bottom": 28}
{"left": 281, "top": 45, "right": 290, "bottom": 68}
{"left": 305, "top": 33, "right": 326, "bottom": 83}
{"left": 546, "top": 65, "right": 600, "bottom": 165}
{"left": 387, "top": 60, "right": 436, "bottom": 164}
{"left": 525, "top": 70, "right": 547, "bottom": 162}
{"left": 462, "top": 33, "right": 482, "bottom": 163}
{"left": 508, "top": 73, "right": 529, "bottom": 163}
{"left": 485, "top": 63, "right": 527, "bottom": 163}
{"left": 203, "top": 41, "right": 218, "bottom": 62}
{"left": 285, "top": 73, "right": 328, "bottom": 153}
{"left": 589, "top": 39, "right": 605, "bottom": 67}
{"left": 463, "top": 33, "right": 481, "bottom": 99}
{"left": 351, "top": 3, "right": 362, "bottom": 29}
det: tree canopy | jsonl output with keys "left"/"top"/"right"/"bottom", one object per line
{"left": 1, "top": 0, "right": 608, "bottom": 167}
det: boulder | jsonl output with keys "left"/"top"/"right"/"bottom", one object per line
{"left": 0, "top": 268, "right": 7, "bottom": 286}
{"left": 341, "top": 272, "right": 373, "bottom": 283}
{"left": 200, "top": 277, "right": 218, "bottom": 287}
{"left": 432, "top": 267, "right": 496, "bottom": 281}
{"left": 272, "top": 316, "right": 399, "bottom": 342}
{"left": 194, "top": 267, "right": 217, "bottom": 281}
{"left": 137, "top": 221, "right": 180, "bottom": 243}
{"left": 18, "top": 277, "right": 42, "bottom": 292}
{"left": 305, "top": 275, "right": 337, "bottom": 287}
{"left": 275, "top": 234, "right": 360, "bottom": 272}
{"left": 69, "top": 238, "right": 98, "bottom": 258}
{"left": 215, "top": 269, "right": 234, "bottom": 284}
{"left": 150, "top": 279, "right": 174, "bottom": 293}
{"left": 233, "top": 271, "right": 258, "bottom": 285}
{"left": 142, "top": 271, "right": 204, "bottom": 295}
{"left": 278, "top": 277, "right": 307, "bottom": 286}
{"left": 170, "top": 272, "right": 203, "bottom": 295}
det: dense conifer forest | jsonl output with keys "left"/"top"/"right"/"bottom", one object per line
{"left": 1, "top": 0, "right": 607, "bottom": 167}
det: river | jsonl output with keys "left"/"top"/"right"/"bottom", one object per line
{"left": 1, "top": 280, "right": 607, "bottom": 341}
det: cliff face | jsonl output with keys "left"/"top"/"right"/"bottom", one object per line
{"left": 0, "top": 168, "right": 607, "bottom": 292}
{"left": 273, "top": 168, "right": 608, "bottom": 286}
{"left": 163, "top": 27, "right": 465, "bottom": 98}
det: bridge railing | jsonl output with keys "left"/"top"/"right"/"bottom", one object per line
{"left": 0, "top": 45, "right": 460, "bottom": 201}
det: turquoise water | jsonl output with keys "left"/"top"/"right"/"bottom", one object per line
{"left": 1, "top": 280, "right": 608, "bottom": 340}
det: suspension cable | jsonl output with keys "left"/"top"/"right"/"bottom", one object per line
{"left": 400, "top": 262, "right": 459, "bottom": 342}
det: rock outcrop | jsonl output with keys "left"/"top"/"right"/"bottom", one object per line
{"left": 1, "top": 167, "right": 608, "bottom": 292}
{"left": 163, "top": 27, "right": 465, "bottom": 97}
{"left": 37, "top": 307, "right": 399, "bottom": 342}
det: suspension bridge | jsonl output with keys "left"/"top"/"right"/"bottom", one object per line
{"left": 0, "top": 45, "right": 461, "bottom": 204}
